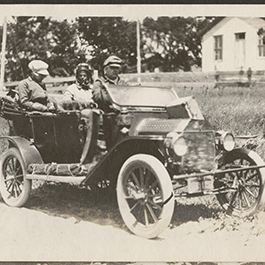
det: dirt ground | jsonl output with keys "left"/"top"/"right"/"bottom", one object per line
{"left": 1, "top": 181, "right": 265, "bottom": 263}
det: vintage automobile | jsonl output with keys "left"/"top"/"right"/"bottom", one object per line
{"left": 0, "top": 84, "right": 265, "bottom": 239}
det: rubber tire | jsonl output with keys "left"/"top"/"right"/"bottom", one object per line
{"left": 215, "top": 148, "right": 265, "bottom": 217}
{"left": 116, "top": 154, "right": 174, "bottom": 239}
{"left": 0, "top": 148, "right": 31, "bottom": 207}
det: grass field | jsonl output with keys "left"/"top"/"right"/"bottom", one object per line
{"left": 175, "top": 84, "right": 265, "bottom": 135}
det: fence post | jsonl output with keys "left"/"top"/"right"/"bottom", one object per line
{"left": 0, "top": 16, "right": 7, "bottom": 92}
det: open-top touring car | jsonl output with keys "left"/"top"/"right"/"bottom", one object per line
{"left": 0, "top": 84, "right": 265, "bottom": 239}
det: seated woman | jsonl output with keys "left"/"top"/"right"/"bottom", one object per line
{"left": 18, "top": 60, "right": 57, "bottom": 112}
{"left": 62, "top": 63, "right": 105, "bottom": 154}
{"left": 62, "top": 63, "right": 95, "bottom": 110}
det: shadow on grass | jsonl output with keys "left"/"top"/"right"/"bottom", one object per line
{"left": 171, "top": 201, "right": 223, "bottom": 228}
{"left": 26, "top": 182, "right": 125, "bottom": 229}
{"left": 22, "top": 182, "right": 225, "bottom": 234}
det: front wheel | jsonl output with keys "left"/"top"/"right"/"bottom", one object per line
{"left": 116, "top": 154, "right": 174, "bottom": 239}
{"left": 215, "top": 148, "right": 265, "bottom": 217}
{"left": 0, "top": 148, "right": 31, "bottom": 207}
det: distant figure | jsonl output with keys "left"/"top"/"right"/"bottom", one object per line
{"left": 239, "top": 66, "right": 244, "bottom": 83}
{"left": 214, "top": 65, "right": 220, "bottom": 82}
{"left": 239, "top": 66, "right": 244, "bottom": 76}
{"left": 18, "top": 60, "right": 56, "bottom": 112}
{"left": 247, "top": 67, "right": 253, "bottom": 85}
{"left": 213, "top": 65, "right": 220, "bottom": 89}
{"left": 92, "top": 55, "right": 127, "bottom": 112}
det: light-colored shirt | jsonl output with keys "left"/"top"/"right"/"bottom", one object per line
{"left": 63, "top": 83, "right": 93, "bottom": 102}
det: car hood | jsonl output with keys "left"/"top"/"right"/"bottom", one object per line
{"left": 132, "top": 118, "right": 212, "bottom": 137}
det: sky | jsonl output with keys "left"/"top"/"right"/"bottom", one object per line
{"left": 0, "top": 4, "right": 264, "bottom": 25}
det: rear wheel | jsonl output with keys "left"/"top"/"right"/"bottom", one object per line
{"left": 215, "top": 148, "right": 265, "bottom": 217}
{"left": 0, "top": 148, "right": 31, "bottom": 207}
{"left": 117, "top": 154, "right": 174, "bottom": 238}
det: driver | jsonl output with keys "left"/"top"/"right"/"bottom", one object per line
{"left": 63, "top": 63, "right": 94, "bottom": 107}
{"left": 92, "top": 55, "right": 127, "bottom": 112}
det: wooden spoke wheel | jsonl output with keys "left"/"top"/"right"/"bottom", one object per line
{"left": 117, "top": 154, "right": 174, "bottom": 239}
{"left": 215, "top": 148, "right": 265, "bottom": 217}
{"left": 0, "top": 148, "right": 31, "bottom": 207}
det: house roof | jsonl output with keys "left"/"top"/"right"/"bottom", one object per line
{"left": 199, "top": 17, "right": 225, "bottom": 36}
{"left": 201, "top": 17, "right": 265, "bottom": 36}
{"left": 238, "top": 17, "right": 265, "bottom": 30}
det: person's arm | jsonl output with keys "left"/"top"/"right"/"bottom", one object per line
{"left": 61, "top": 85, "right": 76, "bottom": 110}
{"left": 18, "top": 80, "right": 34, "bottom": 110}
{"left": 92, "top": 80, "right": 112, "bottom": 111}
{"left": 62, "top": 87, "right": 74, "bottom": 101}
{"left": 18, "top": 80, "right": 47, "bottom": 111}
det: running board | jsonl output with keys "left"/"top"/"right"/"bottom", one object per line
{"left": 26, "top": 174, "right": 86, "bottom": 185}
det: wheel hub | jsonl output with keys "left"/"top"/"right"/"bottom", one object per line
{"left": 238, "top": 178, "right": 246, "bottom": 186}
{"left": 230, "top": 177, "right": 246, "bottom": 192}
{"left": 131, "top": 189, "right": 146, "bottom": 200}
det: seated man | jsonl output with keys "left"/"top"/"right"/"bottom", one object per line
{"left": 92, "top": 55, "right": 127, "bottom": 113}
{"left": 18, "top": 60, "right": 57, "bottom": 112}
{"left": 62, "top": 63, "right": 95, "bottom": 110}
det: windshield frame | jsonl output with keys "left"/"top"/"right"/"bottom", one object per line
{"left": 106, "top": 84, "right": 179, "bottom": 108}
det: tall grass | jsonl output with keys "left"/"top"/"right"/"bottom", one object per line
{"left": 175, "top": 85, "right": 265, "bottom": 136}
{"left": 173, "top": 84, "right": 265, "bottom": 159}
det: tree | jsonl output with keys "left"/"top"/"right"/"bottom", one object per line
{"left": 142, "top": 16, "right": 213, "bottom": 72}
{"left": 1, "top": 16, "right": 214, "bottom": 81}
{"left": 4, "top": 16, "right": 79, "bottom": 81}
{"left": 77, "top": 17, "right": 137, "bottom": 73}
{"left": 45, "top": 19, "right": 79, "bottom": 76}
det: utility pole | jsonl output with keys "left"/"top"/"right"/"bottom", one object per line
{"left": 0, "top": 16, "right": 7, "bottom": 91}
{"left": 137, "top": 19, "right": 141, "bottom": 84}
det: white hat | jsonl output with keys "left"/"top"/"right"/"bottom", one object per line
{"left": 103, "top": 55, "right": 122, "bottom": 68}
{"left": 28, "top": 60, "right": 49, "bottom": 75}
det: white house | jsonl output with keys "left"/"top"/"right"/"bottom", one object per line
{"left": 202, "top": 17, "right": 265, "bottom": 73}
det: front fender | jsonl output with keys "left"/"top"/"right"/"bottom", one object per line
{"left": 82, "top": 137, "right": 164, "bottom": 186}
{"left": 218, "top": 147, "right": 265, "bottom": 184}
{"left": 0, "top": 136, "right": 43, "bottom": 167}
{"left": 221, "top": 147, "right": 255, "bottom": 163}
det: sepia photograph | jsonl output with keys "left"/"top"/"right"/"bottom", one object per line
{"left": 0, "top": 4, "right": 265, "bottom": 264}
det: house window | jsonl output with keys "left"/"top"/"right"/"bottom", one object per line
{"left": 214, "top": 35, "right": 223, "bottom": 60}
{"left": 258, "top": 35, "right": 265, "bottom": 57}
{"left": 235, "top": 32, "right": 245, "bottom": 40}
